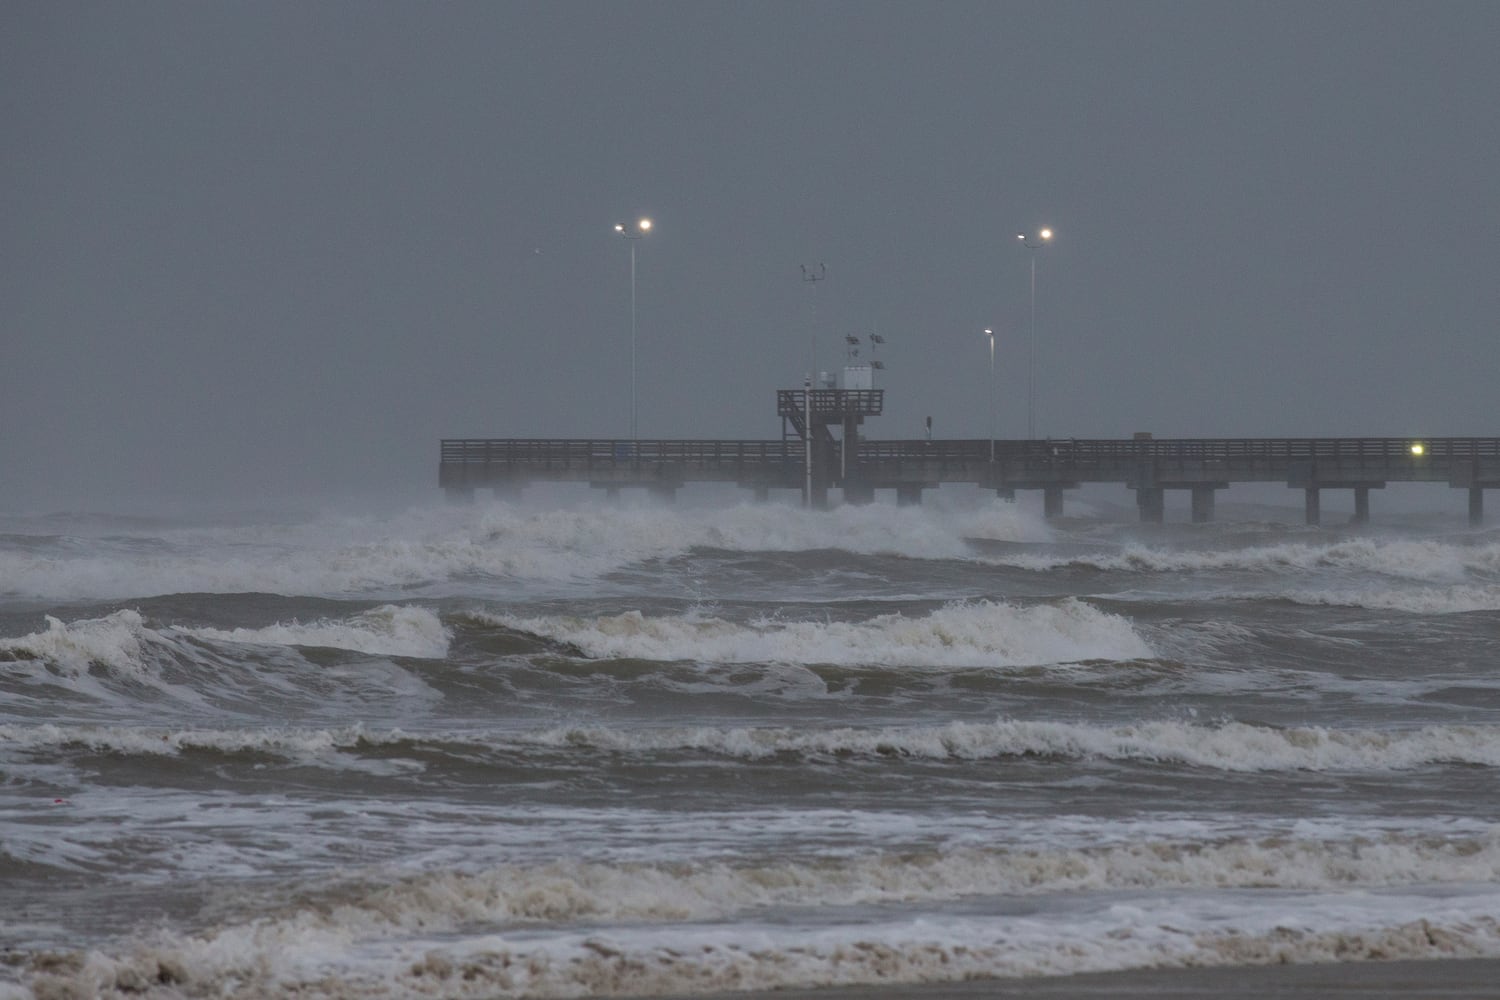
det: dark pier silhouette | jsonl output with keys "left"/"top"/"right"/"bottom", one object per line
{"left": 441, "top": 387, "right": 1500, "bottom": 525}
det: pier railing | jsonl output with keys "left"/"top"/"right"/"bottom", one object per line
{"left": 441, "top": 438, "right": 806, "bottom": 467}
{"left": 852, "top": 437, "right": 1500, "bottom": 463}
{"left": 774, "top": 389, "right": 884, "bottom": 418}
{"left": 443, "top": 436, "right": 1500, "bottom": 478}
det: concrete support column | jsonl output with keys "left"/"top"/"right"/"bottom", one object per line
{"left": 492, "top": 483, "right": 522, "bottom": 503}
{"left": 807, "top": 433, "right": 831, "bottom": 511}
{"left": 751, "top": 485, "right": 770, "bottom": 503}
{"left": 1353, "top": 487, "right": 1370, "bottom": 525}
{"left": 1190, "top": 486, "right": 1216, "bottom": 524}
{"left": 648, "top": 485, "right": 678, "bottom": 503}
{"left": 1043, "top": 486, "right": 1066, "bottom": 519}
{"left": 843, "top": 483, "right": 875, "bottom": 505}
{"left": 444, "top": 487, "right": 475, "bottom": 504}
{"left": 1305, "top": 487, "right": 1321, "bottom": 527}
{"left": 604, "top": 486, "right": 621, "bottom": 502}
{"left": 995, "top": 487, "right": 1016, "bottom": 502}
{"left": 896, "top": 484, "right": 924, "bottom": 507}
{"left": 1470, "top": 486, "right": 1485, "bottom": 527}
{"left": 1136, "top": 487, "right": 1164, "bottom": 524}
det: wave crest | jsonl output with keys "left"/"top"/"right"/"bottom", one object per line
{"left": 10, "top": 718, "right": 1498, "bottom": 773}
{"left": 999, "top": 536, "right": 1500, "bottom": 582}
{"left": 525, "top": 717, "right": 1500, "bottom": 770}
{"left": 485, "top": 598, "right": 1152, "bottom": 668}
{"left": 180, "top": 605, "right": 449, "bottom": 659}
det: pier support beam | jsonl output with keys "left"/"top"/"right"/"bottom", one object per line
{"left": 1305, "top": 488, "right": 1321, "bottom": 527}
{"left": 995, "top": 487, "right": 1016, "bottom": 502}
{"left": 444, "top": 487, "right": 475, "bottom": 504}
{"left": 648, "top": 484, "right": 678, "bottom": 503}
{"left": 1353, "top": 487, "right": 1371, "bottom": 525}
{"left": 1135, "top": 487, "right": 1164, "bottom": 524}
{"left": 751, "top": 485, "right": 770, "bottom": 503}
{"left": 896, "top": 484, "right": 924, "bottom": 506}
{"left": 1471, "top": 486, "right": 1485, "bottom": 527}
{"left": 843, "top": 483, "right": 875, "bottom": 505}
{"left": 1043, "top": 486, "right": 1066, "bottom": 519}
{"left": 1190, "top": 486, "right": 1217, "bottom": 524}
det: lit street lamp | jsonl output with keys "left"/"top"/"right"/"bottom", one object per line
{"left": 614, "top": 217, "right": 653, "bottom": 441}
{"left": 1016, "top": 227, "right": 1053, "bottom": 440}
{"left": 984, "top": 327, "right": 996, "bottom": 463}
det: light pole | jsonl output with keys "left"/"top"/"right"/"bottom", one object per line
{"left": 984, "top": 327, "right": 996, "bottom": 463}
{"left": 1016, "top": 227, "right": 1053, "bottom": 440}
{"left": 614, "top": 217, "right": 652, "bottom": 442}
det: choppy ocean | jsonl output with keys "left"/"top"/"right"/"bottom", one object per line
{"left": 5, "top": 489, "right": 1500, "bottom": 998}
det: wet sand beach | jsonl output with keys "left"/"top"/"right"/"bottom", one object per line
{"left": 726, "top": 958, "right": 1500, "bottom": 999}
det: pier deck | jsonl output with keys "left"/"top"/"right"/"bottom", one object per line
{"left": 439, "top": 436, "right": 1500, "bottom": 525}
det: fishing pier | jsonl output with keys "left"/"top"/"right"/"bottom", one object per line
{"left": 440, "top": 386, "right": 1500, "bottom": 525}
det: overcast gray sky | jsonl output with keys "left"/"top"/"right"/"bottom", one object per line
{"left": 4, "top": 1, "right": 1498, "bottom": 510}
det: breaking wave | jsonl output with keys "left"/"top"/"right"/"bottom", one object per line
{"left": 170, "top": 829, "right": 1500, "bottom": 926}
{"left": 0, "top": 607, "right": 448, "bottom": 718}
{"left": 179, "top": 605, "right": 449, "bottom": 659}
{"left": 482, "top": 598, "right": 1152, "bottom": 668}
{"left": 523, "top": 717, "right": 1500, "bottom": 770}
{"left": 0, "top": 606, "right": 447, "bottom": 675}
{"left": 17, "top": 840, "right": 1500, "bottom": 998}
{"left": 0, "top": 500, "right": 1049, "bottom": 601}
{"left": 994, "top": 536, "right": 1500, "bottom": 582}
{"left": 11, "top": 718, "right": 1500, "bottom": 773}
{"left": 0, "top": 722, "right": 399, "bottom": 761}
{"left": 1265, "top": 584, "right": 1500, "bottom": 614}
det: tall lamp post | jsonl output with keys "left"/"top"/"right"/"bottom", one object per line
{"left": 1016, "top": 227, "right": 1053, "bottom": 440}
{"left": 984, "top": 328, "right": 997, "bottom": 463}
{"left": 614, "top": 217, "right": 653, "bottom": 441}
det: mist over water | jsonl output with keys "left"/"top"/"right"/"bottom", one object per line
{"left": 6, "top": 493, "right": 1500, "bottom": 997}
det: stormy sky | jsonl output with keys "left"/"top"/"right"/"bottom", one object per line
{"left": 4, "top": 1, "right": 1498, "bottom": 511}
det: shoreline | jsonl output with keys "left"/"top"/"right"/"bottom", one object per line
{"left": 720, "top": 957, "right": 1500, "bottom": 999}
